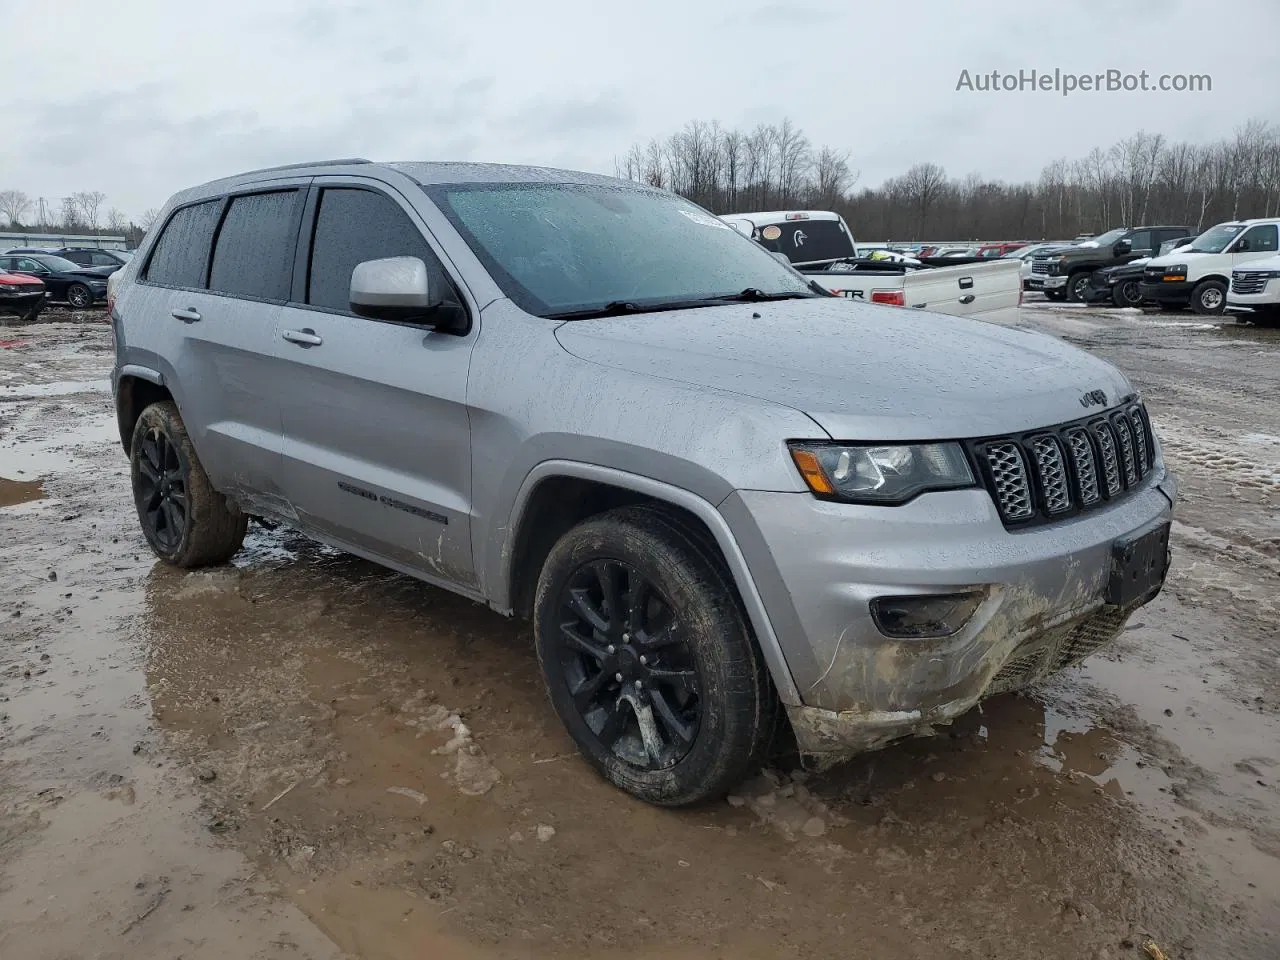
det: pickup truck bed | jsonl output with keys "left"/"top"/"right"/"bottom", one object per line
{"left": 803, "top": 257, "right": 1022, "bottom": 318}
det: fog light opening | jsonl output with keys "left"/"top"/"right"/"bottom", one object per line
{"left": 870, "top": 591, "right": 987, "bottom": 640}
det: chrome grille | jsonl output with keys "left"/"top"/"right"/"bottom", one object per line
{"left": 1029, "top": 436, "right": 1071, "bottom": 514}
{"left": 984, "top": 443, "right": 1034, "bottom": 520}
{"left": 1031, "top": 258, "right": 1052, "bottom": 275}
{"left": 1065, "top": 428, "right": 1100, "bottom": 504}
{"left": 973, "top": 402, "right": 1156, "bottom": 526}
{"left": 1093, "top": 421, "right": 1123, "bottom": 498}
{"left": 1231, "top": 271, "right": 1271, "bottom": 296}
{"left": 1111, "top": 413, "right": 1139, "bottom": 486}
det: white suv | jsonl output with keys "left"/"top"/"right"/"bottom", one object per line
{"left": 1229, "top": 253, "right": 1280, "bottom": 325}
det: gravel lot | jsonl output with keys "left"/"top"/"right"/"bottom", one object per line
{"left": 2, "top": 302, "right": 1277, "bottom": 959}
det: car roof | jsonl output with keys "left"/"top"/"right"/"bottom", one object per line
{"left": 170, "top": 159, "right": 643, "bottom": 206}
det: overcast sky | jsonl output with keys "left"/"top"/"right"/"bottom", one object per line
{"left": 4, "top": 0, "right": 1278, "bottom": 221}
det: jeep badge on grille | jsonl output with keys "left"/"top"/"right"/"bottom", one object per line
{"left": 1079, "top": 389, "right": 1107, "bottom": 408}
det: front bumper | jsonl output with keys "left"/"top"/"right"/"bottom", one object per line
{"left": 721, "top": 466, "right": 1177, "bottom": 759}
{"left": 0, "top": 290, "right": 46, "bottom": 315}
{"left": 1138, "top": 279, "right": 1193, "bottom": 304}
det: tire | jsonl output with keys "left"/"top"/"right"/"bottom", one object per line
{"left": 1066, "top": 272, "right": 1091, "bottom": 302}
{"left": 533, "top": 506, "right": 776, "bottom": 806}
{"left": 1190, "top": 280, "right": 1227, "bottom": 315}
{"left": 66, "top": 283, "right": 92, "bottom": 308}
{"left": 130, "top": 401, "right": 247, "bottom": 567}
{"left": 1044, "top": 289, "right": 1066, "bottom": 301}
{"left": 1112, "top": 280, "right": 1142, "bottom": 308}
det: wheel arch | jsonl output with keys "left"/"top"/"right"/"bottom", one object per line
{"left": 114, "top": 366, "right": 173, "bottom": 455}
{"left": 497, "top": 461, "right": 802, "bottom": 706}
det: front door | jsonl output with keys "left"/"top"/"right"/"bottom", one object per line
{"left": 1231, "top": 223, "right": 1279, "bottom": 267}
{"left": 272, "top": 181, "right": 479, "bottom": 590}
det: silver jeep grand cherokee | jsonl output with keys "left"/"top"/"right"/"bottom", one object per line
{"left": 109, "top": 160, "right": 1176, "bottom": 805}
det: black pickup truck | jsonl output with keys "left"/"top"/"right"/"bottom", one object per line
{"left": 1026, "top": 225, "right": 1194, "bottom": 301}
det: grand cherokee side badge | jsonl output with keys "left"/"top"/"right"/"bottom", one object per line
{"left": 1080, "top": 389, "right": 1108, "bottom": 408}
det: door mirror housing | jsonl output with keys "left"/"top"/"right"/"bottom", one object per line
{"left": 1114, "top": 239, "right": 1132, "bottom": 256}
{"left": 349, "top": 256, "right": 440, "bottom": 324}
{"left": 1234, "top": 238, "right": 1251, "bottom": 252}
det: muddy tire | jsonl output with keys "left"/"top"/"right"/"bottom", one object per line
{"left": 130, "top": 401, "right": 247, "bottom": 567}
{"left": 1190, "top": 280, "right": 1227, "bottom": 315}
{"left": 533, "top": 506, "right": 776, "bottom": 806}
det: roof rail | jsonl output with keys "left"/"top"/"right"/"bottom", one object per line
{"left": 231, "top": 158, "right": 373, "bottom": 177}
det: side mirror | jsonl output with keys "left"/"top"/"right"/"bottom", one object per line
{"left": 1114, "top": 239, "right": 1132, "bottom": 255}
{"left": 349, "top": 256, "right": 437, "bottom": 323}
{"left": 1235, "top": 238, "right": 1251, "bottom": 252}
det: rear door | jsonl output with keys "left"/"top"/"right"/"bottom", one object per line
{"left": 129, "top": 187, "right": 303, "bottom": 508}
{"left": 272, "top": 179, "right": 480, "bottom": 590}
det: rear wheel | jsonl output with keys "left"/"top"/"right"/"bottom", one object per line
{"left": 130, "top": 401, "right": 247, "bottom": 567}
{"left": 1191, "top": 280, "right": 1227, "bottom": 315}
{"left": 533, "top": 507, "right": 775, "bottom": 806}
{"left": 66, "top": 283, "right": 92, "bottom": 308}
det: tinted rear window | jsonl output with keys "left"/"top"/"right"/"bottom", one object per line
{"left": 753, "top": 219, "right": 854, "bottom": 264}
{"left": 209, "top": 190, "right": 299, "bottom": 300}
{"left": 146, "top": 200, "right": 222, "bottom": 288}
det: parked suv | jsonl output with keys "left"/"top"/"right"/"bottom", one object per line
{"left": 1027, "top": 225, "right": 1194, "bottom": 301}
{"left": 1138, "top": 219, "right": 1280, "bottom": 315}
{"left": 109, "top": 160, "right": 1177, "bottom": 806}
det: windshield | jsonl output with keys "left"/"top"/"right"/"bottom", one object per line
{"left": 1086, "top": 228, "right": 1128, "bottom": 248}
{"left": 1187, "top": 223, "right": 1244, "bottom": 254}
{"left": 35, "top": 255, "right": 81, "bottom": 272}
{"left": 428, "top": 182, "right": 817, "bottom": 317}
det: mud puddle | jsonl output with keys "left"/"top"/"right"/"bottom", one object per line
{"left": 0, "top": 475, "right": 44, "bottom": 506}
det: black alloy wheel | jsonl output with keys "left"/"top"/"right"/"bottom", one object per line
{"left": 135, "top": 426, "right": 188, "bottom": 551}
{"left": 555, "top": 558, "right": 701, "bottom": 770}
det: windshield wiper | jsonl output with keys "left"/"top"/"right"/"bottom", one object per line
{"left": 546, "top": 300, "right": 644, "bottom": 320}
{"left": 701, "top": 288, "right": 816, "bottom": 303}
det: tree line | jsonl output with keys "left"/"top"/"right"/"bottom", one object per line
{"left": 616, "top": 118, "right": 1280, "bottom": 241}
{"left": 0, "top": 189, "right": 159, "bottom": 247}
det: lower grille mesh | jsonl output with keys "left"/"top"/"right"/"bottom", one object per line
{"left": 986, "top": 606, "right": 1131, "bottom": 696}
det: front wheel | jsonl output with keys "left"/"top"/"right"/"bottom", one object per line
{"left": 1191, "top": 280, "right": 1227, "bottom": 315}
{"left": 1066, "top": 272, "right": 1091, "bottom": 302}
{"left": 533, "top": 507, "right": 775, "bottom": 806}
{"left": 65, "top": 283, "right": 92, "bottom": 308}
{"left": 130, "top": 401, "right": 248, "bottom": 567}
{"left": 1112, "top": 280, "right": 1143, "bottom": 308}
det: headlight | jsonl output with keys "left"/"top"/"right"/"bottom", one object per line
{"left": 788, "top": 442, "right": 975, "bottom": 504}
{"left": 1163, "top": 264, "right": 1187, "bottom": 281}
{"left": 0, "top": 283, "right": 16, "bottom": 292}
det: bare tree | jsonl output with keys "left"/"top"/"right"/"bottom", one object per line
{"left": 897, "top": 162, "right": 947, "bottom": 236}
{"left": 0, "top": 189, "right": 33, "bottom": 227}
{"left": 106, "top": 208, "right": 129, "bottom": 233}
{"left": 140, "top": 207, "right": 162, "bottom": 231}
{"left": 70, "top": 190, "right": 107, "bottom": 231}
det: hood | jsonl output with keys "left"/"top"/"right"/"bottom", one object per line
{"left": 1143, "top": 249, "right": 1219, "bottom": 269}
{"left": 553, "top": 298, "right": 1134, "bottom": 441}
{"left": 1102, "top": 258, "right": 1149, "bottom": 276}
{"left": 0, "top": 271, "right": 43, "bottom": 286}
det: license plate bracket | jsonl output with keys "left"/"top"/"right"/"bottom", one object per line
{"left": 1107, "top": 521, "right": 1171, "bottom": 608}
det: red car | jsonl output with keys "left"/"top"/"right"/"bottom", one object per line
{"left": 0, "top": 271, "right": 46, "bottom": 321}
{"left": 977, "top": 242, "right": 1031, "bottom": 258}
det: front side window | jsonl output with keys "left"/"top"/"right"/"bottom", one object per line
{"left": 427, "top": 182, "right": 816, "bottom": 317}
{"left": 209, "top": 190, "right": 299, "bottom": 301}
{"left": 1237, "top": 224, "right": 1278, "bottom": 253}
{"left": 1126, "top": 230, "right": 1151, "bottom": 253}
{"left": 91, "top": 252, "right": 119, "bottom": 266}
{"left": 145, "top": 199, "right": 223, "bottom": 288}
{"left": 307, "top": 187, "right": 456, "bottom": 315}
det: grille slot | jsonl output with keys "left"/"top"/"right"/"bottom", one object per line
{"left": 1031, "top": 258, "right": 1051, "bottom": 275}
{"left": 984, "top": 443, "right": 1034, "bottom": 521}
{"left": 1231, "top": 271, "right": 1270, "bottom": 296}
{"left": 987, "top": 607, "right": 1131, "bottom": 696}
{"left": 1111, "top": 413, "right": 1140, "bottom": 486}
{"left": 972, "top": 401, "right": 1155, "bottom": 526}
{"left": 1092, "top": 421, "right": 1123, "bottom": 498}
{"left": 1030, "top": 436, "right": 1071, "bottom": 514}
{"left": 1065, "top": 428, "right": 1100, "bottom": 505}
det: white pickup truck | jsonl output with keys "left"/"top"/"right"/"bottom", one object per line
{"left": 720, "top": 210, "right": 1022, "bottom": 320}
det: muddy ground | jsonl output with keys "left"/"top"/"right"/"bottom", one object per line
{"left": 1, "top": 302, "right": 1277, "bottom": 959}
